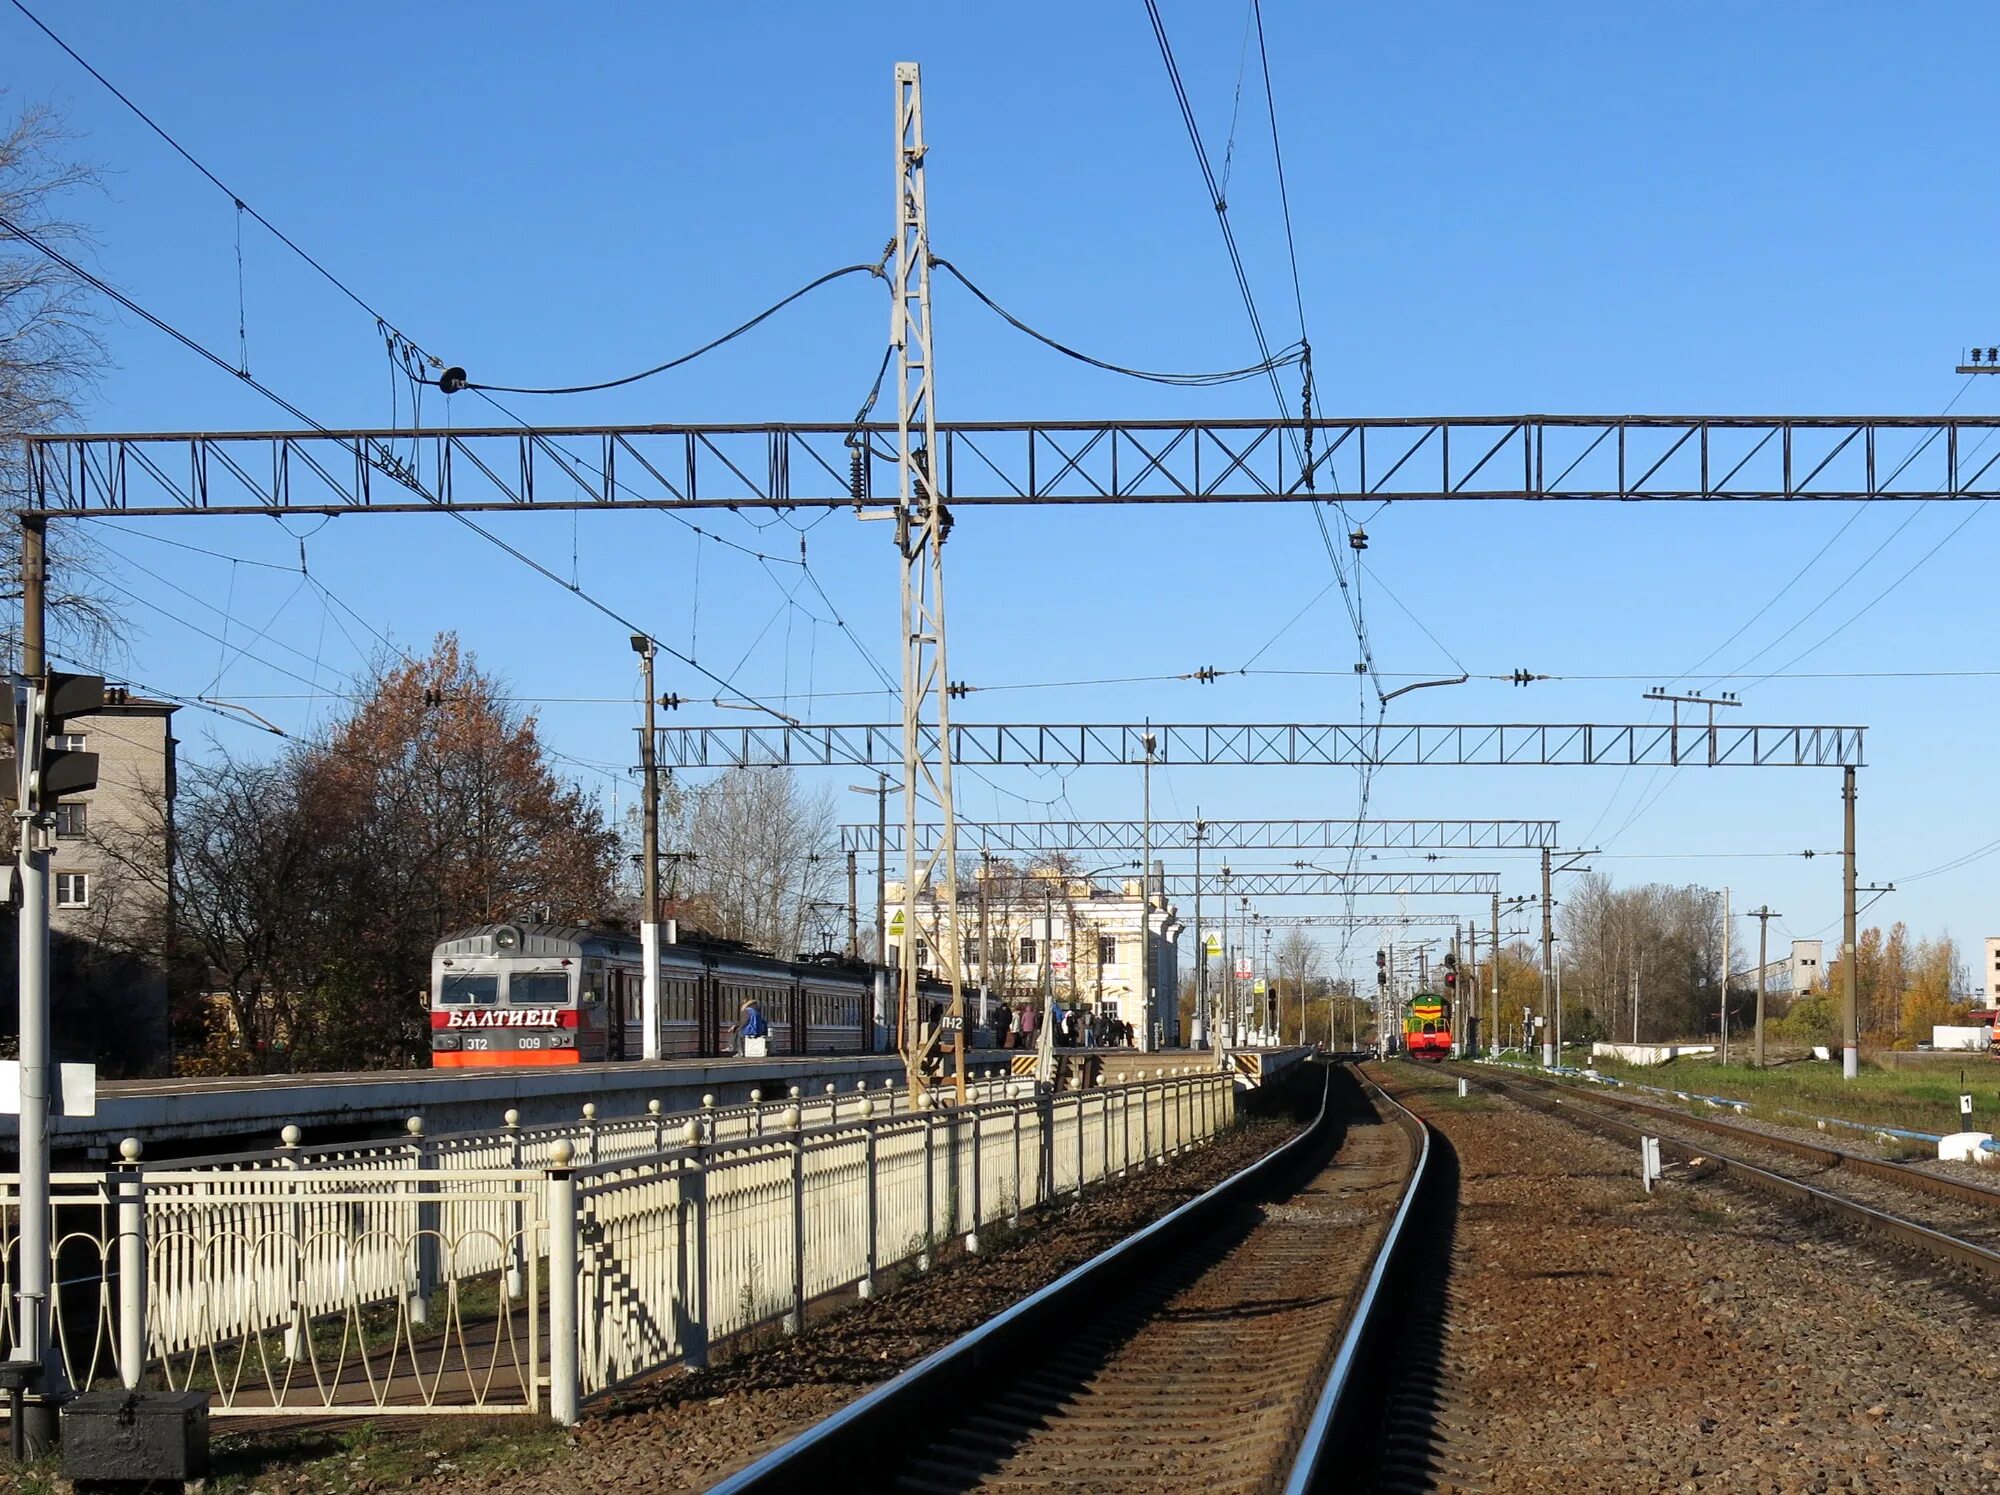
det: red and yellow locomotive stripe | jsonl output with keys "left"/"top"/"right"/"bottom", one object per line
{"left": 1404, "top": 992, "right": 1453, "bottom": 1061}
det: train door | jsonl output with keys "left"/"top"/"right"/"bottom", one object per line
{"left": 605, "top": 968, "right": 629, "bottom": 1060}
{"left": 699, "top": 960, "right": 720, "bottom": 1056}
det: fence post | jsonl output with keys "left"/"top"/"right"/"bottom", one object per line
{"left": 1048, "top": 1087, "right": 1064, "bottom": 1199}
{"left": 1099, "top": 1083, "right": 1111, "bottom": 1185}
{"left": 504, "top": 1109, "right": 526, "bottom": 1299}
{"left": 750, "top": 1088, "right": 765, "bottom": 1138}
{"left": 281, "top": 1124, "right": 304, "bottom": 1361}
{"left": 785, "top": 1105, "right": 806, "bottom": 1334}
{"left": 115, "top": 1138, "right": 146, "bottom": 1390}
{"left": 1009, "top": 1096, "right": 1023, "bottom": 1225}
{"left": 966, "top": 1105, "right": 982, "bottom": 1254}
{"left": 680, "top": 1119, "right": 709, "bottom": 1368}
{"left": 581, "top": 1102, "right": 600, "bottom": 1166}
{"left": 407, "top": 1116, "right": 437, "bottom": 1326}
{"left": 547, "top": 1140, "right": 580, "bottom": 1425}
{"left": 920, "top": 1108, "right": 935, "bottom": 1271}
{"left": 859, "top": 1097, "right": 879, "bottom": 1299}
{"left": 650, "top": 1099, "right": 666, "bottom": 1152}
{"left": 826, "top": 1081, "right": 839, "bottom": 1124}
{"left": 1073, "top": 1092, "right": 1086, "bottom": 1200}
{"left": 1143, "top": 1080, "right": 1156, "bottom": 1166}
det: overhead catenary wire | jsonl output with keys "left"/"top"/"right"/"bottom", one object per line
{"left": 15, "top": 0, "right": 896, "bottom": 711}
{"left": 458, "top": 261, "right": 887, "bottom": 396}
{"left": 933, "top": 258, "right": 1304, "bottom": 386}
{"left": 0, "top": 213, "right": 801, "bottom": 729}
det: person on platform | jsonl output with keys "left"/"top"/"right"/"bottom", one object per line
{"left": 992, "top": 1001, "right": 1013, "bottom": 1050}
{"left": 739, "top": 996, "right": 769, "bottom": 1056}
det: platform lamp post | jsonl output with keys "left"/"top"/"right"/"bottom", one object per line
{"left": 1137, "top": 728, "right": 1156, "bottom": 1051}
{"left": 632, "top": 635, "right": 662, "bottom": 1061}
{"left": 848, "top": 775, "right": 899, "bottom": 1050}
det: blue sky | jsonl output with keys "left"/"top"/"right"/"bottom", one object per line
{"left": 11, "top": 1, "right": 2000, "bottom": 991}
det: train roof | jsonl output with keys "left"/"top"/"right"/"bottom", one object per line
{"left": 435, "top": 923, "right": 634, "bottom": 959}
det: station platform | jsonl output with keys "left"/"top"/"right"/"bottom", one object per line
{"left": 7, "top": 1045, "right": 1283, "bottom": 1159}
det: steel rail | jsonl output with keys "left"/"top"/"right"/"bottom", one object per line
{"left": 1470, "top": 1064, "right": 2000, "bottom": 1214}
{"left": 708, "top": 1062, "right": 1346, "bottom": 1494}
{"left": 1466, "top": 1071, "right": 2000, "bottom": 1281}
{"left": 1281, "top": 1067, "right": 1436, "bottom": 1494}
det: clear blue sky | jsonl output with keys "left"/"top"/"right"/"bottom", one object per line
{"left": 12, "top": 0, "right": 1999, "bottom": 992}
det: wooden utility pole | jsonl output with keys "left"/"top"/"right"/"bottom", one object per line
{"left": 1540, "top": 847, "right": 1554, "bottom": 1067}
{"left": 1842, "top": 767, "right": 1858, "bottom": 1081}
{"left": 1751, "top": 905, "right": 1782, "bottom": 1068}
{"left": 1719, "top": 887, "right": 1731, "bottom": 1065}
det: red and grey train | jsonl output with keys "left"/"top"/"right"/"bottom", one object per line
{"left": 429, "top": 922, "right": 946, "bottom": 1067}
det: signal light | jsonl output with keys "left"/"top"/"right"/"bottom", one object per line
{"left": 1444, "top": 970, "right": 1457, "bottom": 988}
{"left": 1376, "top": 949, "right": 1386, "bottom": 968}
{"left": 1443, "top": 951, "right": 1457, "bottom": 970}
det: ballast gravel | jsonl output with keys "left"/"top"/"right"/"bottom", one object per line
{"left": 1378, "top": 1065, "right": 2000, "bottom": 1495}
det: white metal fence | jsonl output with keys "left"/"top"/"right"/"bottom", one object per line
{"left": 1, "top": 1068, "right": 1233, "bottom": 1422}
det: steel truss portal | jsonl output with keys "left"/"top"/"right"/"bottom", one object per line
{"left": 1253, "top": 913, "right": 1468, "bottom": 929}
{"left": 842, "top": 818, "right": 1559, "bottom": 855}
{"left": 1156, "top": 870, "right": 1499, "bottom": 898}
{"left": 661, "top": 722, "right": 1863, "bottom": 769}
{"left": 26, "top": 415, "right": 2000, "bottom": 516}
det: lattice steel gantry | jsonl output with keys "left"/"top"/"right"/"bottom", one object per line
{"left": 886, "top": 63, "right": 965, "bottom": 1106}
{"left": 840, "top": 818, "right": 1559, "bottom": 855}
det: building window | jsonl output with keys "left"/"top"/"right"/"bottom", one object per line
{"left": 54, "top": 733, "right": 86, "bottom": 753}
{"left": 53, "top": 804, "right": 88, "bottom": 839}
{"left": 988, "top": 937, "right": 1009, "bottom": 967}
{"left": 1098, "top": 935, "right": 1118, "bottom": 966}
{"left": 915, "top": 939, "right": 929, "bottom": 966}
{"left": 55, "top": 873, "right": 89, "bottom": 908}
{"left": 963, "top": 935, "right": 980, "bottom": 967}
{"left": 1019, "top": 936, "right": 1037, "bottom": 964}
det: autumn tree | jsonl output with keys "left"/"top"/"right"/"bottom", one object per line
{"left": 161, "top": 635, "right": 618, "bottom": 1069}
{"left": 0, "top": 95, "right": 117, "bottom": 654}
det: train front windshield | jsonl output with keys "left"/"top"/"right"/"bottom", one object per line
{"left": 431, "top": 964, "right": 581, "bottom": 1065}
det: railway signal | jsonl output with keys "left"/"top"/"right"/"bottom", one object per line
{"left": 18, "top": 671, "right": 103, "bottom": 815}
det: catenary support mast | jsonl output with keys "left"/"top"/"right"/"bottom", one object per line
{"left": 891, "top": 63, "right": 965, "bottom": 1105}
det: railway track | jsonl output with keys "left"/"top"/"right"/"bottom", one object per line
{"left": 1459, "top": 1064, "right": 2000, "bottom": 1283}
{"left": 710, "top": 1061, "right": 1441, "bottom": 1495}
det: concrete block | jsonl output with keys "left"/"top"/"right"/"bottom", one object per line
{"left": 60, "top": 1389, "right": 210, "bottom": 1484}
{"left": 1939, "top": 1131, "right": 1994, "bottom": 1163}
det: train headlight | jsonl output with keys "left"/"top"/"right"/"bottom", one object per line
{"left": 494, "top": 924, "right": 524, "bottom": 953}
{"left": 433, "top": 1033, "right": 461, "bottom": 1051}
{"left": 550, "top": 1033, "right": 575, "bottom": 1049}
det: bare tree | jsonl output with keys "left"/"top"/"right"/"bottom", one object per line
{"left": 676, "top": 768, "right": 840, "bottom": 955}
{"left": 0, "top": 95, "right": 117, "bottom": 657}
{"left": 1274, "top": 926, "right": 1319, "bottom": 1044}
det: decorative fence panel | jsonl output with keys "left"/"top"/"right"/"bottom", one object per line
{"left": 0, "top": 1069, "right": 1234, "bottom": 1424}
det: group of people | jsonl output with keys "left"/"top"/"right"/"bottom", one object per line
{"left": 735, "top": 993, "right": 1137, "bottom": 1056}
{"left": 989, "top": 1000, "right": 1133, "bottom": 1050}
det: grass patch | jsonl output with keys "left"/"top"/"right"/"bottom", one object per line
{"left": 1582, "top": 1054, "right": 1999, "bottom": 1137}
{"left": 206, "top": 1415, "right": 572, "bottom": 1493}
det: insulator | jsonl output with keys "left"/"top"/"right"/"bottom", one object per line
{"left": 849, "top": 446, "right": 866, "bottom": 501}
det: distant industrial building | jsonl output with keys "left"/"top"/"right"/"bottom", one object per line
{"left": 1744, "top": 938, "right": 1823, "bottom": 996}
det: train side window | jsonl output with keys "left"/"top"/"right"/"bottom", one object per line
{"left": 440, "top": 974, "right": 498, "bottom": 1005}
